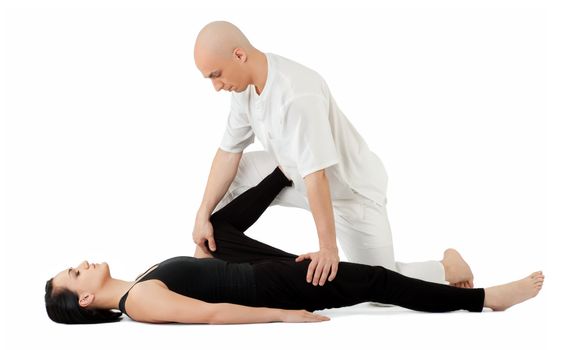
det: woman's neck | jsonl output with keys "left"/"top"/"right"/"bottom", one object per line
{"left": 92, "top": 278, "right": 136, "bottom": 310}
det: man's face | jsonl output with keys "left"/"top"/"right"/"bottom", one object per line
{"left": 195, "top": 48, "right": 250, "bottom": 93}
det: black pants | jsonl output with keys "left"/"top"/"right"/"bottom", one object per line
{"left": 209, "top": 167, "right": 485, "bottom": 312}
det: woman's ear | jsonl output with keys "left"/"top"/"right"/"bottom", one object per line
{"left": 78, "top": 293, "right": 94, "bottom": 308}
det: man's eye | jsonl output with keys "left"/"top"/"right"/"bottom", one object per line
{"left": 75, "top": 270, "right": 80, "bottom": 277}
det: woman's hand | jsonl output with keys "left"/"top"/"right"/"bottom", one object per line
{"left": 280, "top": 309, "right": 330, "bottom": 323}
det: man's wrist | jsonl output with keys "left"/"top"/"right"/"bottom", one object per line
{"left": 197, "top": 206, "right": 212, "bottom": 220}
{"left": 319, "top": 244, "right": 338, "bottom": 253}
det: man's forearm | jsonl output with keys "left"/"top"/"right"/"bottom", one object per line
{"left": 197, "top": 148, "right": 242, "bottom": 218}
{"left": 304, "top": 169, "right": 337, "bottom": 250}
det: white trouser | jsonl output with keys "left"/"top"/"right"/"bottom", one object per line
{"left": 215, "top": 151, "right": 446, "bottom": 284}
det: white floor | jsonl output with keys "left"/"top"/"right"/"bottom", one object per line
{"left": 2, "top": 202, "right": 558, "bottom": 350}
{"left": 3, "top": 211, "right": 557, "bottom": 350}
{"left": 5, "top": 299, "right": 552, "bottom": 350}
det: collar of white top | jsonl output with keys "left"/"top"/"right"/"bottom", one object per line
{"left": 253, "top": 52, "right": 273, "bottom": 104}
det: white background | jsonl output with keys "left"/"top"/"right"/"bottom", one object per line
{"left": 1, "top": 0, "right": 565, "bottom": 349}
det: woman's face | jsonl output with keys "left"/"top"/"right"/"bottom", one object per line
{"left": 52, "top": 260, "right": 111, "bottom": 296}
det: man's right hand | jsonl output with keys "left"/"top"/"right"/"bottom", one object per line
{"left": 192, "top": 148, "right": 242, "bottom": 254}
{"left": 192, "top": 214, "right": 217, "bottom": 252}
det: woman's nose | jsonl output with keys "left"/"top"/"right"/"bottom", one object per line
{"left": 79, "top": 260, "right": 89, "bottom": 269}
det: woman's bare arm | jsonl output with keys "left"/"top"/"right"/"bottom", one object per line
{"left": 125, "top": 281, "right": 329, "bottom": 324}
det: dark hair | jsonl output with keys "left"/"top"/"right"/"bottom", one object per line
{"left": 44, "top": 278, "right": 123, "bottom": 324}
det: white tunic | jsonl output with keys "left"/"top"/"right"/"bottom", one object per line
{"left": 220, "top": 53, "right": 388, "bottom": 205}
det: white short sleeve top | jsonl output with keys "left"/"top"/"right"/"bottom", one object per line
{"left": 220, "top": 53, "right": 388, "bottom": 204}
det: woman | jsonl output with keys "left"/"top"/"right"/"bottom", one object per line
{"left": 44, "top": 167, "right": 544, "bottom": 324}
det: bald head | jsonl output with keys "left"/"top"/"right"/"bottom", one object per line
{"left": 194, "top": 21, "right": 265, "bottom": 94}
{"left": 194, "top": 21, "right": 253, "bottom": 59}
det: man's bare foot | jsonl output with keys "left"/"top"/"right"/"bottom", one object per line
{"left": 441, "top": 248, "right": 474, "bottom": 288}
{"left": 484, "top": 271, "right": 545, "bottom": 311}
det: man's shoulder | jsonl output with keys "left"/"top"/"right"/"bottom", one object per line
{"left": 269, "top": 53, "right": 328, "bottom": 98}
{"left": 270, "top": 53, "right": 324, "bottom": 81}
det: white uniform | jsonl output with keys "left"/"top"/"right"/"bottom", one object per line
{"left": 217, "top": 53, "right": 444, "bottom": 283}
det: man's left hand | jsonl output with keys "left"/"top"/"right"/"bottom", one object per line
{"left": 295, "top": 247, "right": 339, "bottom": 286}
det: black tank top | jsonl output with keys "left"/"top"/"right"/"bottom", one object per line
{"left": 118, "top": 256, "right": 257, "bottom": 318}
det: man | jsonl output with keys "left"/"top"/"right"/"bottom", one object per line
{"left": 192, "top": 21, "right": 474, "bottom": 288}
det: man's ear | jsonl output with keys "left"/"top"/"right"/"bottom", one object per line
{"left": 233, "top": 48, "right": 247, "bottom": 63}
{"left": 78, "top": 292, "right": 95, "bottom": 308}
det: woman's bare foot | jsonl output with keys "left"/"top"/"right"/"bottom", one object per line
{"left": 441, "top": 248, "right": 474, "bottom": 288}
{"left": 484, "top": 271, "right": 545, "bottom": 311}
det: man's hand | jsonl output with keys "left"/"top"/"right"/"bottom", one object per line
{"left": 295, "top": 247, "right": 339, "bottom": 286}
{"left": 192, "top": 149, "right": 242, "bottom": 254}
{"left": 192, "top": 213, "right": 216, "bottom": 253}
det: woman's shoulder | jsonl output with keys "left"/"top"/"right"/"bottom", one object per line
{"left": 123, "top": 279, "right": 170, "bottom": 323}
{"left": 121, "top": 278, "right": 217, "bottom": 324}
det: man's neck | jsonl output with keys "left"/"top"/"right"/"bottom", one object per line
{"left": 249, "top": 50, "right": 268, "bottom": 96}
